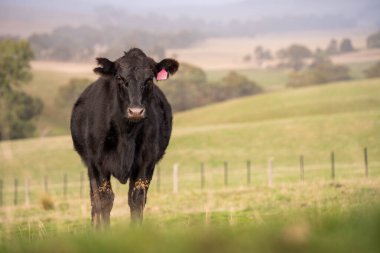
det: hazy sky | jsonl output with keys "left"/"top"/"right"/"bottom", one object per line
{"left": 76, "top": 0, "right": 239, "bottom": 6}
{"left": 1, "top": 0, "right": 379, "bottom": 36}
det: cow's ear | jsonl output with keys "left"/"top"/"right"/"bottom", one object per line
{"left": 155, "top": 59, "right": 179, "bottom": 81}
{"left": 93, "top": 58, "right": 116, "bottom": 76}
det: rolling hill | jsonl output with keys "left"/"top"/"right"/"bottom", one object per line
{"left": 1, "top": 78, "right": 379, "bottom": 185}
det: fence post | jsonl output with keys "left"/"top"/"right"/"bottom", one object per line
{"left": 44, "top": 175, "right": 48, "bottom": 194}
{"left": 25, "top": 179, "right": 30, "bottom": 207}
{"left": 14, "top": 178, "right": 18, "bottom": 206}
{"left": 173, "top": 164, "right": 179, "bottom": 194}
{"left": 200, "top": 163, "right": 205, "bottom": 190}
{"left": 364, "top": 147, "right": 368, "bottom": 178}
{"left": 63, "top": 173, "right": 67, "bottom": 198}
{"left": 300, "top": 155, "right": 304, "bottom": 182}
{"left": 331, "top": 151, "right": 335, "bottom": 180}
{"left": 156, "top": 166, "right": 161, "bottom": 192}
{"left": 268, "top": 158, "right": 273, "bottom": 187}
{"left": 224, "top": 161, "right": 228, "bottom": 187}
{"left": 80, "top": 172, "right": 84, "bottom": 199}
{"left": 247, "top": 160, "right": 251, "bottom": 186}
{"left": 0, "top": 179, "right": 3, "bottom": 207}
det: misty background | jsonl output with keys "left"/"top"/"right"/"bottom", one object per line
{"left": 1, "top": 0, "right": 379, "bottom": 36}
{"left": 1, "top": 0, "right": 380, "bottom": 139}
{"left": 1, "top": 0, "right": 379, "bottom": 61}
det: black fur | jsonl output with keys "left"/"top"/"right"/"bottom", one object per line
{"left": 70, "top": 48, "right": 179, "bottom": 226}
{"left": 156, "top": 58, "right": 179, "bottom": 76}
{"left": 93, "top": 57, "right": 116, "bottom": 76}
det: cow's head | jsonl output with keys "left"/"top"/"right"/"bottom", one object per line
{"left": 94, "top": 48, "right": 179, "bottom": 122}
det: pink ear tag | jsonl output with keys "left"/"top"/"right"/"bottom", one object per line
{"left": 156, "top": 69, "right": 168, "bottom": 81}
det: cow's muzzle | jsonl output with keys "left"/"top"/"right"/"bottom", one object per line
{"left": 127, "top": 107, "right": 145, "bottom": 121}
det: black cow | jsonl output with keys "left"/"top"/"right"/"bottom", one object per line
{"left": 70, "top": 48, "right": 179, "bottom": 227}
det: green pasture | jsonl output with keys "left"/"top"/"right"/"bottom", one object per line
{"left": 23, "top": 70, "right": 96, "bottom": 136}
{"left": 2, "top": 77, "right": 379, "bottom": 177}
{"left": 206, "top": 68, "right": 289, "bottom": 89}
{"left": 1, "top": 68, "right": 379, "bottom": 252}
{"left": 0, "top": 77, "right": 378, "bottom": 200}
{"left": 21, "top": 61, "right": 378, "bottom": 136}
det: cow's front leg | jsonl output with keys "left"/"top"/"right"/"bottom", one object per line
{"left": 97, "top": 179, "right": 114, "bottom": 227}
{"left": 128, "top": 177, "right": 150, "bottom": 224}
{"left": 89, "top": 172, "right": 114, "bottom": 229}
{"left": 90, "top": 177, "right": 101, "bottom": 229}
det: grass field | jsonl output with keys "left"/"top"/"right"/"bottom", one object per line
{"left": 23, "top": 70, "right": 96, "bottom": 136}
{"left": 2, "top": 77, "right": 379, "bottom": 178}
{"left": 23, "top": 60, "right": 379, "bottom": 137}
{"left": 205, "top": 61, "right": 378, "bottom": 90}
{"left": 1, "top": 75, "right": 380, "bottom": 252}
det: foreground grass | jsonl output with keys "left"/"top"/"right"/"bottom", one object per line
{"left": 0, "top": 179, "right": 379, "bottom": 253}
{"left": 2, "top": 211, "right": 380, "bottom": 253}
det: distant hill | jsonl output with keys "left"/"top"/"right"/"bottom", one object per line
{"left": 2, "top": 77, "right": 379, "bottom": 177}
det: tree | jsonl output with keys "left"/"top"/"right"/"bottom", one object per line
{"left": 158, "top": 64, "right": 263, "bottom": 112}
{"left": 277, "top": 44, "right": 312, "bottom": 71}
{"left": 340, "top": 38, "right": 354, "bottom": 53}
{"left": 217, "top": 71, "right": 262, "bottom": 100}
{"left": 254, "top": 46, "right": 272, "bottom": 61}
{"left": 0, "top": 39, "right": 43, "bottom": 140}
{"left": 158, "top": 63, "right": 208, "bottom": 112}
{"left": 57, "top": 78, "right": 90, "bottom": 107}
{"left": 287, "top": 56, "right": 350, "bottom": 88}
{"left": 326, "top": 39, "right": 339, "bottom": 55}
{"left": 55, "top": 78, "right": 91, "bottom": 122}
{"left": 367, "top": 31, "right": 380, "bottom": 49}
{"left": 364, "top": 62, "right": 380, "bottom": 78}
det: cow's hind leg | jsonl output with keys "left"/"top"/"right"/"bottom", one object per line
{"left": 89, "top": 168, "right": 114, "bottom": 229}
{"left": 128, "top": 164, "right": 154, "bottom": 224}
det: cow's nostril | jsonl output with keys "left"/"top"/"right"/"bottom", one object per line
{"left": 139, "top": 108, "right": 145, "bottom": 115}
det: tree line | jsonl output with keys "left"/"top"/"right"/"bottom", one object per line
{"left": 28, "top": 26, "right": 202, "bottom": 62}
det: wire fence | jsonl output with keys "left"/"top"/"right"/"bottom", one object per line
{"left": 0, "top": 148, "right": 378, "bottom": 208}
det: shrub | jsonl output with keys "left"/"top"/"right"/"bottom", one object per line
{"left": 287, "top": 57, "right": 350, "bottom": 87}
{"left": 364, "top": 62, "right": 380, "bottom": 78}
{"left": 367, "top": 31, "right": 380, "bottom": 49}
{"left": 40, "top": 194, "right": 55, "bottom": 210}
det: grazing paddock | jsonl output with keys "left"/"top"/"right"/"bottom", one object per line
{"left": 1, "top": 77, "right": 379, "bottom": 252}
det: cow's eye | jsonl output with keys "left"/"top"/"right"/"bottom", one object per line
{"left": 116, "top": 75, "right": 128, "bottom": 87}
{"left": 145, "top": 78, "right": 153, "bottom": 85}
